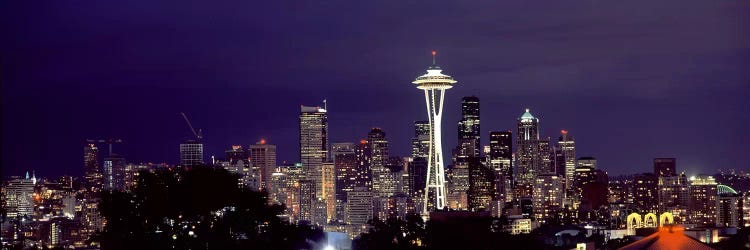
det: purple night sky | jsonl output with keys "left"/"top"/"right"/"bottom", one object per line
{"left": 2, "top": 1, "right": 749, "bottom": 179}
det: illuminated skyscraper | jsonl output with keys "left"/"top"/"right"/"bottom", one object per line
{"left": 332, "top": 142, "right": 357, "bottom": 222}
{"left": 516, "top": 109, "right": 540, "bottom": 199}
{"left": 322, "top": 162, "right": 336, "bottom": 222}
{"left": 83, "top": 143, "right": 102, "bottom": 193}
{"left": 558, "top": 130, "right": 576, "bottom": 189}
{"left": 488, "top": 131, "right": 513, "bottom": 202}
{"left": 455, "top": 96, "right": 480, "bottom": 162}
{"left": 355, "top": 140, "right": 372, "bottom": 190}
{"left": 4, "top": 173, "right": 35, "bottom": 218}
{"left": 689, "top": 175, "right": 718, "bottom": 227}
{"left": 717, "top": 185, "right": 741, "bottom": 227}
{"left": 249, "top": 139, "right": 277, "bottom": 191}
{"left": 533, "top": 174, "right": 564, "bottom": 224}
{"left": 300, "top": 103, "right": 329, "bottom": 199}
{"left": 468, "top": 158, "right": 495, "bottom": 211}
{"left": 103, "top": 154, "right": 126, "bottom": 191}
{"left": 368, "top": 128, "right": 393, "bottom": 197}
{"left": 411, "top": 121, "right": 430, "bottom": 159}
{"left": 412, "top": 51, "right": 457, "bottom": 215}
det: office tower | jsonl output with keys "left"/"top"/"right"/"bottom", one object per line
{"left": 538, "top": 138, "right": 553, "bottom": 175}
{"left": 345, "top": 187, "right": 373, "bottom": 225}
{"left": 455, "top": 96, "right": 481, "bottom": 162}
{"left": 355, "top": 140, "right": 372, "bottom": 190}
{"left": 412, "top": 51, "right": 458, "bottom": 215}
{"left": 300, "top": 104, "right": 329, "bottom": 199}
{"left": 83, "top": 143, "right": 102, "bottom": 193}
{"left": 516, "top": 108, "right": 540, "bottom": 199}
{"left": 4, "top": 173, "right": 35, "bottom": 218}
{"left": 488, "top": 131, "right": 513, "bottom": 202}
{"left": 657, "top": 172, "right": 689, "bottom": 219}
{"left": 408, "top": 157, "right": 427, "bottom": 196}
{"left": 103, "top": 154, "right": 126, "bottom": 191}
{"left": 533, "top": 174, "right": 564, "bottom": 224}
{"left": 689, "top": 175, "right": 718, "bottom": 227}
{"left": 249, "top": 140, "right": 277, "bottom": 191}
{"left": 446, "top": 165, "right": 469, "bottom": 210}
{"left": 179, "top": 140, "right": 204, "bottom": 167}
{"left": 368, "top": 128, "right": 393, "bottom": 197}
{"left": 269, "top": 171, "right": 288, "bottom": 206}
{"left": 322, "top": 162, "right": 336, "bottom": 222}
{"left": 298, "top": 179, "right": 316, "bottom": 223}
{"left": 717, "top": 185, "right": 741, "bottom": 227}
{"left": 411, "top": 121, "right": 430, "bottom": 159}
{"left": 654, "top": 158, "right": 677, "bottom": 178}
{"left": 571, "top": 157, "right": 602, "bottom": 209}
{"left": 332, "top": 142, "right": 357, "bottom": 222}
{"left": 468, "top": 159, "right": 495, "bottom": 211}
{"left": 633, "top": 173, "right": 659, "bottom": 213}
{"left": 281, "top": 162, "right": 305, "bottom": 220}
{"left": 558, "top": 130, "right": 576, "bottom": 189}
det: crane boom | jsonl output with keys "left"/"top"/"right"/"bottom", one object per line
{"left": 181, "top": 112, "right": 202, "bottom": 140}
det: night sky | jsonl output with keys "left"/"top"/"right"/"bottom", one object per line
{"left": 2, "top": 1, "right": 749, "bottom": 179}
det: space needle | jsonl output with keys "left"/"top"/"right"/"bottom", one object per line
{"left": 412, "top": 51, "right": 457, "bottom": 218}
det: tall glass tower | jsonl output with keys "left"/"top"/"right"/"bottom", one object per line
{"left": 412, "top": 51, "right": 457, "bottom": 216}
{"left": 300, "top": 103, "right": 329, "bottom": 199}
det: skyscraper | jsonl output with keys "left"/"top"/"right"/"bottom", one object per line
{"left": 488, "top": 131, "right": 513, "bottom": 203}
{"left": 689, "top": 175, "right": 718, "bottom": 227}
{"left": 412, "top": 51, "right": 458, "bottom": 215}
{"left": 322, "top": 162, "right": 336, "bottom": 222}
{"left": 355, "top": 140, "right": 372, "bottom": 190}
{"left": 558, "top": 130, "right": 576, "bottom": 190}
{"left": 83, "top": 143, "right": 102, "bottom": 193}
{"left": 717, "top": 185, "right": 741, "bottom": 227}
{"left": 103, "top": 154, "right": 126, "bottom": 191}
{"left": 533, "top": 174, "right": 564, "bottom": 224}
{"left": 516, "top": 109, "right": 540, "bottom": 199}
{"left": 179, "top": 140, "right": 204, "bottom": 167}
{"left": 657, "top": 172, "right": 689, "bottom": 220}
{"left": 488, "top": 131, "right": 512, "bottom": 178}
{"left": 300, "top": 104, "right": 329, "bottom": 199}
{"left": 368, "top": 128, "right": 393, "bottom": 197}
{"left": 332, "top": 142, "right": 357, "bottom": 222}
{"left": 468, "top": 159, "right": 495, "bottom": 211}
{"left": 4, "top": 173, "right": 35, "bottom": 218}
{"left": 249, "top": 139, "right": 277, "bottom": 191}
{"left": 298, "top": 179, "right": 316, "bottom": 223}
{"left": 455, "top": 96, "right": 480, "bottom": 162}
{"left": 654, "top": 158, "right": 677, "bottom": 178}
{"left": 411, "top": 121, "right": 430, "bottom": 159}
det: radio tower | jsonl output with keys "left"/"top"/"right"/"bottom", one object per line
{"left": 412, "top": 51, "right": 457, "bottom": 218}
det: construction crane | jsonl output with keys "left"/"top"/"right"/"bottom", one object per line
{"left": 86, "top": 138, "right": 122, "bottom": 156}
{"left": 180, "top": 112, "right": 203, "bottom": 141}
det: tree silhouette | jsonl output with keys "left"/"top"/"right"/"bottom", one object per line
{"left": 97, "top": 166, "right": 323, "bottom": 250}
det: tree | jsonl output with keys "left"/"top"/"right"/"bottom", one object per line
{"left": 96, "top": 166, "right": 323, "bottom": 250}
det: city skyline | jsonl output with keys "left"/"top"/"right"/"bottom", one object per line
{"left": 2, "top": 2, "right": 750, "bottom": 248}
{"left": 3, "top": 1, "right": 749, "bottom": 178}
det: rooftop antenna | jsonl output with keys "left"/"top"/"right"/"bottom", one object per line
{"left": 323, "top": 99, "right": 327, "bottom": 110}
{"left": 432, "top": 50, "right": 436, "bottom": 65}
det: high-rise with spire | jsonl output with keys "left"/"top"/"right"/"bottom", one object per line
{"left": 516, "top": 108, "right": 540, "bottom": 199}
{"left": 412, "top": 51, "right": 458, "bottom": 216}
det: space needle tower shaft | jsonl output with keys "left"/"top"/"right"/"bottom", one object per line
{"left": 412, "top": 51, "right": 457, "bottom": 218}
